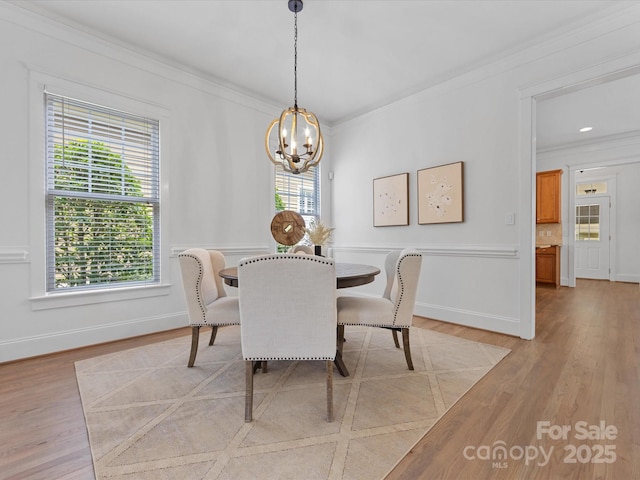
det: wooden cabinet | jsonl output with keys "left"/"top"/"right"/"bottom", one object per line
{"left": 536, "top": 246, "right": 560, "bottom": 287}
{"left": 536, "top": 169, "right": 562, "bottom": 223}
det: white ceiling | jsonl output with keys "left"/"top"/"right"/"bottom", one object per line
{"left": 12, "top": 0, "right": 640, "bottom": 146}
{"left": 536, "top": 72, "right": 640, "bottom": 150}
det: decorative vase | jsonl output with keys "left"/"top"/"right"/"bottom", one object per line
{"left": 314, "top": 245, "right": 323, "bottom": 256}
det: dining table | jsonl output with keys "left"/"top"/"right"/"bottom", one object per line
{"left": 219, "top": 261, "right": 381, "bottom": 377}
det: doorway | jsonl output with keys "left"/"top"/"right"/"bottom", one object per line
{"left": 523, "top": 63, "right": 640, "bottom": 340}
{"left": 575, "top": 195, "right": 610, "bottom": 280}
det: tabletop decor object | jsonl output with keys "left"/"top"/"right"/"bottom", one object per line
{"left": 270, "top": 210, "right": 306, "bottom": 246}
{"left": 305, "top": 219, "right": 334, "bottom": 255}
{"left": 265, "top": 0, "right": 324, "bottom": 174}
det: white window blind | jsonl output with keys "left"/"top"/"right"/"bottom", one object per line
{"left": 275, "top": 167, "right": 319, "bottom": 218}
{"left": 45, "top": 92, "right": 160, "bottom": 291}
{"left": 274, "top": 166, "right": 319, "bottom": 252}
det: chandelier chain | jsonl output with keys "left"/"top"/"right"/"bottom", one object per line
{"left": 293, "top": 11, "right": 298, "bottom": 109}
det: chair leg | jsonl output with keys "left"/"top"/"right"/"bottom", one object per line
{"left": 402, "top": 328, "right": 414, "bottom": 370}
{"left": 391, "top": 329, "right": 400, "bottom": 348}
{"left": 326, "top": 360, "right": 334, "bottom": 422}
{"left": 208, "top": 325, "right": 218, "bottom": 346}
{"left": 337, "top": 324, "right": 345, "bottom": 355}
{"left": 245, "top": 361, "right": 254, "bottom": 422}
{"left": 188, "top": 326, "right": 200, "bottom": 367}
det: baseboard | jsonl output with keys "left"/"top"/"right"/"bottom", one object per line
{"left": 344, "top": 291, "right": 522, "bottom": 337}
{"left": 615, "top": 273, "right": 640, "bottom": 284}
{"left": 414, "top": 302, "right": 521, "bottom": 337}
{"left": 0, "top": 312, "right": 187, "bottom": 363}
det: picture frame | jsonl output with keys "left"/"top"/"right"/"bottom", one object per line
{"left": 373, "top": 172, "right": 409, "bottom": 227}
{"left": 417, "top": 161, "right": 464, "bottom": 224}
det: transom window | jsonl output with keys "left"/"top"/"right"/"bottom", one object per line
{"left": 45, "top": 93, "right": 160, "bottom": 291}
{"left": 576, "top": 181, "right": 607, "bottom": 196}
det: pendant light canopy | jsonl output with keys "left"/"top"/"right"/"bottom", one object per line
{"left": 265, "top": 0, "right": 324, "bottom": 174}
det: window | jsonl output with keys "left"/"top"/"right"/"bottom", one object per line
{"left": 274, "top": 166, "right": 319, "bottom": 245}
{"left": 576, "top": 204, "right": 600, "bottom": 241}
{"left": 45, "top": 93, "right": 160, "bottom": 292}
{"left": 576, "top": 181, "right": 607, "bottom": 196}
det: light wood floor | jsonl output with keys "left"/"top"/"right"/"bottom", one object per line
{"left": 0, "top": 279, "right": 638, "bottom": 479}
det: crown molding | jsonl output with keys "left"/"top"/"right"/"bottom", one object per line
{"left": 337, "top": 4, "right": 640, "bottom": 126}
{"left": 0, "top": 1, "right": 282, "bottom": 119}
{"left": 537, "top": 130, "right": 640, "bottom": 155}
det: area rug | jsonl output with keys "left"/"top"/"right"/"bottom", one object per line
{"left": 75, "top": 325, "right": 510, "bottom": 480}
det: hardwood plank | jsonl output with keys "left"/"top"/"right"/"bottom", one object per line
{"left": 387, "top": 280, "right": 640, "bottom": 479}
{"left": 0, "top": 327, "right": 190, "bottom": 480}
{"left": 1, "top": 280, "right": 638, "bottom": 479}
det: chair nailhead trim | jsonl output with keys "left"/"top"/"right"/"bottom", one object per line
{"left": 240, "top": 254, "right": 334, "bottom": 266}
{"left": 192, "top": 322, "right": 237, "bottom": 326}
{"left": 178, "top": 253, "right": 207, "bottom": 322}
{"left": 244, "top": 356, "right": 333, "bottom": 361}
{"left": 179, "top": 253, "right": 240, "bottom": 326}
{"left": 392, "top": 253, "right": 422, "bottom": 326}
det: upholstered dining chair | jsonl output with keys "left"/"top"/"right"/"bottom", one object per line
{"left": 178, "top": 248, "right": 240, "bottom": 367}
{"left": 337, "top": 248, "right": 422, "bottom": 370}
{"left": 288, "top": 244, "right": 314, "bottom": 255}
{"left": 238, "top": 254, "right": 337, "bottom": 422}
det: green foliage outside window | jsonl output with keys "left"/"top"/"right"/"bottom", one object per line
{"left": 275, "top": 190, "right": 285, "bottom": 211}
{"left": 52, "top": 140, "right": 154, "bottom": 288}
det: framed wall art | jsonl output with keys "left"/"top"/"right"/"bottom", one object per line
{"left": 373, "top": 172, "right": 409, "bottom": 227}
{"left": 418, "top": 161, "right": 464, "bottom": 224}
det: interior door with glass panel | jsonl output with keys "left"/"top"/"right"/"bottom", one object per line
{"left": 575, "top": 196, "right": 610, "bottom": 280}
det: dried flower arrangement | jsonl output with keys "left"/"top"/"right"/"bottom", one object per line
{"left": 305, "top": 220, "right": 334, "bottom": 246}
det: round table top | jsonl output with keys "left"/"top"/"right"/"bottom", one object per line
{"left": 219, "top": 262, "right": 380, "bottom": 289}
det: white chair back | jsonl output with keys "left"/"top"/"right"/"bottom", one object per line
{"left": 387, "top": 249, "right": 423, "bottom": 328}
{"left": 288, "top": 245, "right": 314, "bottom": 255}
{"left": 238, "top": 254, "right": 336, "bottom": 361}
{"left": 178, "top": 248, "right": 228, "bottom": 325}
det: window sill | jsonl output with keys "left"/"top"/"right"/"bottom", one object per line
{"left": 29, "top": 283, "right": 172, "bottom": 311}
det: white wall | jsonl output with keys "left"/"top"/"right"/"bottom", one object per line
{"left": 329, "top": 6, "right": 640, "bottom": 338}
{"left": 0, "top": 3, "right": 333, "bottom": 362}
{"left": 2, "top": 3, "right": 640, "bottom": 361}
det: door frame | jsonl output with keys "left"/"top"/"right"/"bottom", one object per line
{"left": 568, "top": 173, "right": 616, "bottom": 286}
{"left": 518, "top": 59, "right": 640, "bottom": 340}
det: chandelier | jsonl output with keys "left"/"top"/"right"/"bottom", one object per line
{"left": 265, "top": 0, "right": 324, "bottom": 175}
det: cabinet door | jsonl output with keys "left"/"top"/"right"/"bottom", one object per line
{"left": 536, "top": 170, "right": 562, "bottom": 223}
{"left": 536, "top": 253, "right": 556, "bottom": 283}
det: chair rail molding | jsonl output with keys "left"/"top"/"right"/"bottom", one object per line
{"left": 0, "top": 247, "right": 29, "bottom": 264}
{"left": 333, "top": 244, "right": 519, "bottom": 259}
{"left": 170, "top": 245, "right": 271, "bottom": 258}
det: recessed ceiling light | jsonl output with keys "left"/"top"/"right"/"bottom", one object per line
{"left": 579, "top": 127, "right": 593, "bottom": 133}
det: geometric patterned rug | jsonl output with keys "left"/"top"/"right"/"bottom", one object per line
{"left": 75, "top": 325, "right": 510, "bottom": 479}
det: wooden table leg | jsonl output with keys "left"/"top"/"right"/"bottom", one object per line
{"left": 334, "top": 325, "right": 349, "bottom": 377}
{"left": 334, "top": 350, "right": 349, "bottom": 377}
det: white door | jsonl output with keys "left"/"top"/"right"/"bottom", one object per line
{"left": 575, "top": 196, "right": 610, "bottom": 280}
